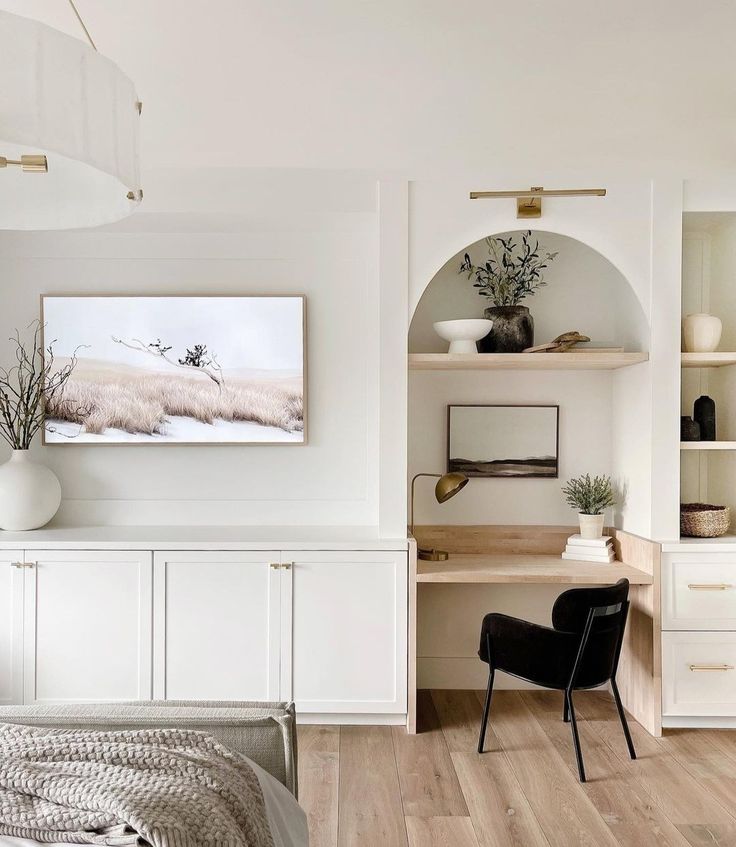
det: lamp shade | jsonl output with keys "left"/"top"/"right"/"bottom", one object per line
{"left": 434, "top": 472, "right": 469, "bottom": 503}
{"left": 0, "top": 10, "right": 141, "bottom": 230}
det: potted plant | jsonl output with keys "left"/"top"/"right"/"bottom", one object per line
{"left": 458, "top": 230, "right": 558, "bottom": 352}
{"left": 561, "top": 474, "right": 616, "bottom": 539}
{"left": 0, "top": 323, "right": 80, "bottom": 530}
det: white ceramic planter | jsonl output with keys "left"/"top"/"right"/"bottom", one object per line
{"left": 433, "top": 319, "right": 493, "bottom": 354}
{"left": 0, "top": 450, "right": 61, "bottom": 531}
{"left": 683, "top": 313, "right": 722, "bottom": 353}
{"left": 578, "top": 513, "right": 605, "bottom": 540}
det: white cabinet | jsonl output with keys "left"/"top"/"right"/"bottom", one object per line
{"left": 23, "top": 550, "right": 152, "bottom": 704}
{"left": 153, "top": 552, "right": 283, "bottom": 701}
{"left": 0, "top": 559, "right": 23, "bottom": 705}
{"left": 663, "top": 554, "right": 736, "bottom": 630}
{"left": 663, "top": 631, "right": 736, "bottom": 716}
{"left": 289, "top": 551, "right": 407, "bottom": 714}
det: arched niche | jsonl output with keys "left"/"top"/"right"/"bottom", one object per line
{"left": 409, "top": 230, "right": 649, "bottom": 354}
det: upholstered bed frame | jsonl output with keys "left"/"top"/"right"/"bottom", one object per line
{"left": 0, "top": 700, "right": 298, "bottom": 798}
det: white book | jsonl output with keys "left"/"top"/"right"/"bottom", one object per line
{"left": 567, "top": 534, "right": 612, "bottom": 548}
{"left": 566, "top": 540, "right": 613, "bottom": 554}
{"left": 562, "top": 551, "right": 615, "bottom": 563}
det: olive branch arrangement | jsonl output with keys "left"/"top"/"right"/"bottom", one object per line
{"left": 0, "top": 322, "right": 81, "bottom": 449}
{"left": 561, "top": 474, "right": 617, "bottom": 516}
{"left": 459, "top": 230, "right": 558, "bottom": 307}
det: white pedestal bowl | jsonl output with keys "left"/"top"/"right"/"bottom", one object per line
{"left": 433, "top": 319, "right": 494, "bottom": 354}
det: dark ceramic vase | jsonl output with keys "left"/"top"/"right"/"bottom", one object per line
{"left": 479, "top": 305, "right": 534, "bottom": 353}
{"left": 694, "top": 395, "right": 716, "bottom": 441}
{"left": 681, "top": 416, "right": 701, "bottom": 441}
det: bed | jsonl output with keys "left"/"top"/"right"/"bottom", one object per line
{"left": 0, "top": 700, "right": 307, "bottom": 847}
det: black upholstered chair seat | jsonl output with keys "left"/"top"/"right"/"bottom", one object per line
{"left": 477, "top": 578, "right": 636, "bottom": 782}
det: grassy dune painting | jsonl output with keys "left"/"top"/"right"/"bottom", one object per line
{"left": 42, "top": 296, "right": 305, "bottom": 444}
{"left": 447, "top": 405, "right": 558, "bottom": 478}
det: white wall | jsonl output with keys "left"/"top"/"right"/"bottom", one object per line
{"left": 0, "top": 171, "right": 398, "bottom": 528}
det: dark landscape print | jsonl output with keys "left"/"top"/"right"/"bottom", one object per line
{"left": 447, "top": 404, "right": 559, "bottom": 479}
{"left": 449, "top": 456, "right": 558, "bottom": 477}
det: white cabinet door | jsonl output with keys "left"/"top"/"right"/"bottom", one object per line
{"left": 663, "top": 631, "right": 736, "bottom": 716}
{"left": 23, "top": 550, "right": 153, "bottom": 704}
{"left": 153, "top": 552, "right": 281, "bottom": 701}
{"left": 0, "top": 558, "right": 24, "bottom": 705}
{"left": 288, "top": 551, "right": 407, "bottom": 714}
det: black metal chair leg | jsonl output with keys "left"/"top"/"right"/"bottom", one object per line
{"left": 563, "top": 694, "right": 570, "bottom": 723}
{"left": 611, "top": 679, "right": 637, "bottom": 760}
{"left": 566, "top": 690, "right": 586, "bottom": 782}
{"left": 477, "top": 668, "right": 495, "bottom": 753}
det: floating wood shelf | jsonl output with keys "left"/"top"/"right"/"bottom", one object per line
{"left": 408, "top": 351, "right": 649, "bottom": 371}
{"left": 681, "top": 352, "right": 736, "bottom": 368}
{"left": 680, "top": 442, "right": 736, "bottom": 450}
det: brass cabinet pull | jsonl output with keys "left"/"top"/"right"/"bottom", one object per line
{"left": 282, "top": 562, "right": 292, "bottom": 570}
{"left": 689, "top": 663, "right": 735, "bottom": 672}
{"left": 270, "top": 563, "right": 281, "bottom": 570}
{"left": 688, "top": 583, "right": 732, "bottom": 591}
{"left": 11, "top": 562, "right": 34, "bottom": 569}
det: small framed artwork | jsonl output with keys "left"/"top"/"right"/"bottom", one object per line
{"left": 447, "top": 404, "right": 559, "bottom": 478}
{"left": 41, "top": 295, "right": 306, "bottom": 445}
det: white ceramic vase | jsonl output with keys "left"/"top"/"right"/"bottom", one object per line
{"left": 0, "top": 450, "right": 61, "bottom": 531}
{"left": 433, "top": 319, "right": 494, "bottom": 354}
{"left": 578, "top": 513, "right": 605, "bottom": 540}
{"left": 683, "top": 313, "right": 722, "bottom": 353}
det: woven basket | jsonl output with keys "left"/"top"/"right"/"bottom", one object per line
{"left": 680, "top": 503, "right": 731, "bottom": 538}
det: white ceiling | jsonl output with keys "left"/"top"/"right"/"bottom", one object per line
{"left": 2, "top": 0, "right": 735, "bottom": 177}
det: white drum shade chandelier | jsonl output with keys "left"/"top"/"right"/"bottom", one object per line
{"left": 0, "top": 4, "right": 141, "bottom": 230}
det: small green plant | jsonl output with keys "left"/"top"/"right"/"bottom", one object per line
{"left": 459, "top": 230, "right": 558, "bottom": 307}
{"left": 562, "top": 474, "right": 616, "bottom": 515}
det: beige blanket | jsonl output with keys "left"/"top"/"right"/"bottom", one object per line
{"left": 0, "top": 723, "right": 275, "bottom": 847}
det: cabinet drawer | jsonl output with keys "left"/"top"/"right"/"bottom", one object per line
{"left": 663, "top": 555, "right": 736, "bottom": 630}
{"left": 663, "top": 631, "right": 736, "bottom": 715}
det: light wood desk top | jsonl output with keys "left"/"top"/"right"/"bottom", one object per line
{"left": 416, "top": 552, "right": 653, "bottom": 585}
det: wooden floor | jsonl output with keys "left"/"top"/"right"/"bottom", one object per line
{"left": 297, "top": 690, "right": 736, "bottom": 847}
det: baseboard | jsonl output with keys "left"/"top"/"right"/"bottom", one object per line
{"left": 662, "top": 715, "right": 736, "bottom": 729}
{"left": 296, "top": 713, "right": 406, "bottom": 725}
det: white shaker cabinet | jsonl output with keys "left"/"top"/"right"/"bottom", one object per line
{"left": 288, "top": 551, "right": 407, "bottom": 714}
{"left": 0, "top": 559, "right": 23, "bottom": 705}
{"left": 22, "top": 550, "right": 153, "bottom": 704}
{"left": 153, "top": 552, "right": 283, "bottom": 701}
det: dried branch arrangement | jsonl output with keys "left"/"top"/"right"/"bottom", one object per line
{"left": 0, "top": 322, "right": 80, "bottom": 449}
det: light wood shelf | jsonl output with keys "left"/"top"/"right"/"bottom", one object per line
{"left": 681, "top": 352, "right": 736, "bottom": 368}
{"left": 416, "top": 553, "right": 652, "bottom": 585}
{"left": 408, "top": 351, "right": 649, "bottom": 371}
{"left": 680, "top": 442, "right": 736, "bottom": 450}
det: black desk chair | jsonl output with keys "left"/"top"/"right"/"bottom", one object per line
{"left": 477, "top": 577, "right": 636, "bottom": 782}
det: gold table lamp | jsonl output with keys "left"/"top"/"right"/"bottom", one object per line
{"left": 410, "top": 472, "right": 469, "bottom": 560}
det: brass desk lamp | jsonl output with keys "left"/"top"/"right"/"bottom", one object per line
{"left": 410, "top": 472, "right": 469, "bottom": 561}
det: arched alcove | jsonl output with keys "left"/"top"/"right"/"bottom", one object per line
{"left": 409, "top": 230, "right": 649, "bottom": 354}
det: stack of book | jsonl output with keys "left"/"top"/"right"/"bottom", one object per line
{"left": 561, "top": 534, "right": 615, "bottom": 563}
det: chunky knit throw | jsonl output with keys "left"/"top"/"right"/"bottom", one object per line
{"left": 0, "top": 723, "right": 275, "bottom": 846}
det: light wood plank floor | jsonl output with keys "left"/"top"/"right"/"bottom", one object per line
{"left": 297, "top": 690, "right": 736, "bottom": 847}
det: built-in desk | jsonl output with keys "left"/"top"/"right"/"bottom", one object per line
{"left": 417, "top": 553, "right": 653, "bottom": 585}
{"left": 408, "top": 525, "right": 662, "bottom": 736}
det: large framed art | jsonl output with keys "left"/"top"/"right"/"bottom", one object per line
{"left": 447, "top": 404, "right": 559, "bottom": 478}
{"left": 41, "top": 295, "right": 306, "bottom": 445}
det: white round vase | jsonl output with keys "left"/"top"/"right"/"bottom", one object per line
{"left": 578, "top": 513, "right": 605, "bottom": 540}
{"left": 683, "top": 313, "right": 722, "bottom": 353}
{"left": 0, "top": 450, "right": 61, "bottom": 531}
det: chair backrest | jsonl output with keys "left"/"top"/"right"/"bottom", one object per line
{"left": 552, "top": 578, "right": 630, "bottom": 688}
{"left": 552, "top": 578, "right": 630, "bottom": 633}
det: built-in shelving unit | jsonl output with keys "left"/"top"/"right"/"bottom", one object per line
{"left": 408, "top": 351, "right": 648, "bottom": 370}
{"left": 681, "top": 353, "right": 736, "bottom": 368}
{"left": 680, "top": 442, "right": 736, "bottom": 450}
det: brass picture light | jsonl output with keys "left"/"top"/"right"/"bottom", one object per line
{"left": 410, "top": 472, "right": 469, "bottom": 561}
{"left": 469, "top": 186, "right": 606, "bottom": 219}
{"left": 0, "top": 155, "right": 48, "bottom": 173}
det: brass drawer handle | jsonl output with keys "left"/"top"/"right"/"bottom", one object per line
{"left": 10, "top": 562, "right": 34, "bottom": 569}
{"left": 689, "top": 663, "right": 735, "bottom": 672}
{"left": 688, "top": 583, "right": 732, "bottom": 591}
{"left": 270, "top": 563, "right": 293, "bottom": 570}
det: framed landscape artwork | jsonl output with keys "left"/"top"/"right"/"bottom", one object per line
{"left": 41, "top": 295, "right": 306, "bottom": 445}
{"left": 447, "top": 404, "right": 559, "bottom": 478}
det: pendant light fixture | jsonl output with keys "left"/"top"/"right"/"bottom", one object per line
{"left": 0, "top": 2, "right": 142, "bottom": 230}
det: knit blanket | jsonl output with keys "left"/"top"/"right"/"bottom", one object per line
{"left": 0, "top": 723, "right": 275, "bottom": 847}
